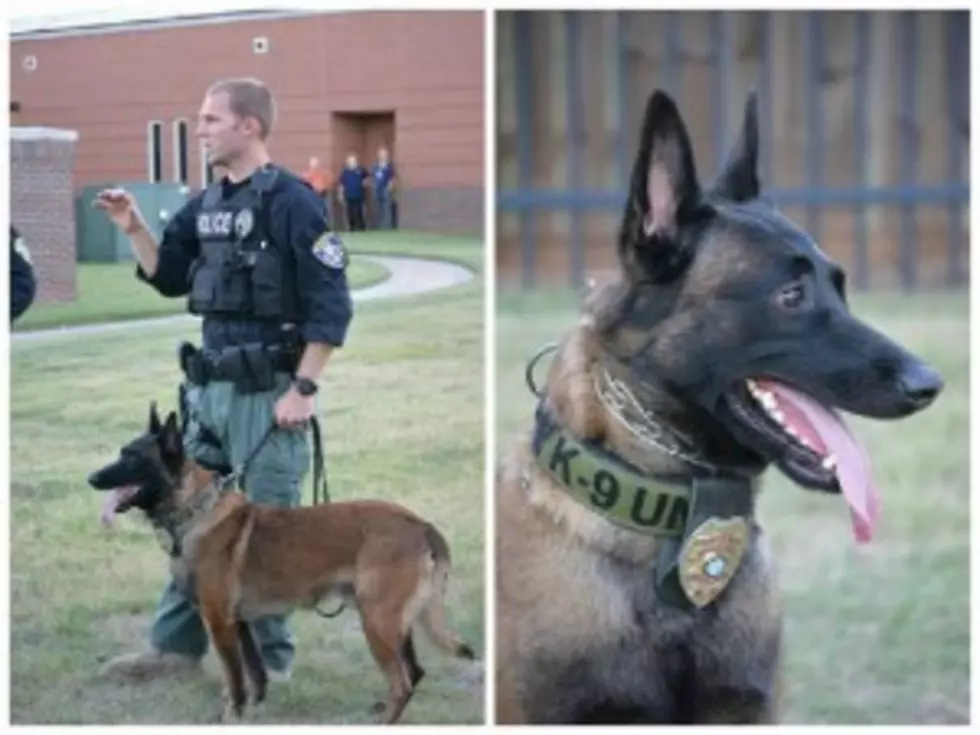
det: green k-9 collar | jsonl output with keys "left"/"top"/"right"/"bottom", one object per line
{"left": 531, "top": 402, "right": 756, "bottom": 611}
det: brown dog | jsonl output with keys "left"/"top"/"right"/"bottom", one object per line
{"left": 495, "top": 89, "right": 942, "bottom": 723}
{"left": 89, "top": 405, "right": 476, "bottom": 724}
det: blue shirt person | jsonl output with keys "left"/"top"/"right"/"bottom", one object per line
{"left": 338, "top": 154, "right": 369, "bottom": 231}
{"left": 371, "top": 147, "right": 397, "bottom": 229}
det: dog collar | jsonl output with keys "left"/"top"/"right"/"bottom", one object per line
{"left": 531, "top": 402, "right": 692, "bottom": 537}
{"left": 530, "top": 402, "right": 757, "bottom": 610}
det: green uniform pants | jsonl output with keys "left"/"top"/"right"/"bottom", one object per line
{"left": 150, "top": 373, "right": 311, "bottom": 672}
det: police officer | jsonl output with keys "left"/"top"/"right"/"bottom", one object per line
{"left": 338, "top": 153, "right": 369, "bottom": 232}
{"left": 93, "top": 76, "right": 353, "bottom": 683}
{"left": 10, "top": 225, "right": 37, "bottom": 323}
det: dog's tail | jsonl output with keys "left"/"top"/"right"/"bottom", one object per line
{"left": 415, "top": 524, "right": 476, "bottom": 661}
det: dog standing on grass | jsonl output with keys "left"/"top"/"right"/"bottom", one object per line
{"left": 494, "top": 88, "right": 943, "bottom": 724}
{"left": 89, "top": 404, "right": 476, "bottom": 724}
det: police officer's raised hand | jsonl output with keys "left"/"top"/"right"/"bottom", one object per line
{"left": 275, "top": 387, "right": 315, "bottom": 430}
{"left": 94, "top": 188, "right": 148, "bottom": 234}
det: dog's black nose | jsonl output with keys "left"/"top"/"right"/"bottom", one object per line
{"left": 899, "top": 363, "right": 943, "bottom": 409}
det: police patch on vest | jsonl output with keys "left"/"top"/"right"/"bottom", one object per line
{"left": 312, "top": 232, "right": 348, "bottom": 269}
{"left": 234, "top": 209, "right": 255, "bottom": 239}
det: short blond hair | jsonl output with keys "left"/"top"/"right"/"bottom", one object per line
{"left": 206, "top": 77, "right": 277, "bottom": 139}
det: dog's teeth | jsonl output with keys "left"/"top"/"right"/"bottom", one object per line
{"left": 761, "top": 393, "right": 777, "bottom": 410}
{"left": 770, "top": 408, "right": 785, "bottom": 425}
{"left": 821, "top": 454, "right": 838, "bottom": 471}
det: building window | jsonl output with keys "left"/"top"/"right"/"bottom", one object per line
{"left": 172, "top": 119, "right": 189, "bottom": 183}
{"left": 147, "top": 120, "right": 163, "bottom": 182}
{"left": 200, "top": 139, "right": 215, "bottom": 188}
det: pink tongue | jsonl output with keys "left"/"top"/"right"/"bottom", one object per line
{"left": 757, "top": 380, "right": 880, "bottom": 543}
{"left": 99, "top": 487, "right": 136, "bottom": 529}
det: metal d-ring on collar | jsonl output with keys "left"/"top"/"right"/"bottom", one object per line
{"left": 525, "top": 342, "right": 559, "bottom": 398}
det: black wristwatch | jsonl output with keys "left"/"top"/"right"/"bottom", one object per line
{"left": 293, "top": 377, "right": 318, "bottom": 396}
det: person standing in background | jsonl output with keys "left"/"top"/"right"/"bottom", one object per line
{"left": 302, "top": 156, "right": 333, "bottom": 229}
{"left": 371, "top": 147, "right": 397, "bottom": 229}
{"left": 338, "top": 154, "right": 369, "bottom": 232}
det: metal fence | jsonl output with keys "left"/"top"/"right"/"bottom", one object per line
{"left": 496, "top": 10, "right": 970, "bottom": 291}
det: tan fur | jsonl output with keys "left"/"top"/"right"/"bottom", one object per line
{"left": 172, "top": 460, "right": 474, "bottom": 724}
{"left": 495, "top": 321, "right": 783, "bottom": 724}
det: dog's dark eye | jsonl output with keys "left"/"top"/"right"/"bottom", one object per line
{"left": 774, "top": 281, "right": 809, "bottom": 311}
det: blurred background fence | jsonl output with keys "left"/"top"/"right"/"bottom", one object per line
{"left": 495, "top": 10, "right": 970, "bottom": 291}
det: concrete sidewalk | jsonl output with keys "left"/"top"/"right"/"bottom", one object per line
{"left": 11, "top": 255, "right": 474, "bottom": 345}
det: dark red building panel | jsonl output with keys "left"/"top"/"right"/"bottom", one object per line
{"left": 10, "top": 10, "right": 484, "bottom": 235}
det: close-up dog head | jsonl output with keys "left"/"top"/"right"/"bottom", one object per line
{"left": 583, "top": 89, "right": 944, "bottom": 539}
{"left": 88, "top": 402, "right": 186, "bottom": 525}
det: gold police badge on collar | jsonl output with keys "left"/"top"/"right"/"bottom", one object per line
{"left": 312, "top": 231, "right": 349, "bottom": 269}
{"left": 678, "top": 516, "right": 750, "bottom": 608}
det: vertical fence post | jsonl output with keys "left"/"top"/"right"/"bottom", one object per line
{"left": 945, "top": 11, "right": 966, "bottom": 287}
{"left": 805, "top": 12, "right": 824, "bottom": 246}
{"left": 665, "top": 12, "right": 682, "bottom": 103}
{"left": 899, "top": 11, "right": 918, "bottom": 290}
{"left": 616, "top": 12, "right": 631, "bottom": 191}
{"left": 514, "top": 12, "right": 536, "bottom": 289}
{"left": 565, "top": 11, "right": 584, "bottom": 289}
{"left": 758, "top": 11, "right": 774, "bottom": 189}
{"left": 713, "top": 12, "right": 734, "bottom": 174}
{"left": 853, "top": 12, "right": 871, "bottom": 290}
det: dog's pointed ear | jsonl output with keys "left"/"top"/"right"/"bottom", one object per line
{"left": 709, "top": 92, "right": 761, "bottom": 203}
{"left": 149, "top": 402, "right": 162, "bottom": 434}
{"left": 618, "top": 89, "right": 703, "bottom": 282}
{"left": 161, "top": 411, "right": 182, "bottom": 457}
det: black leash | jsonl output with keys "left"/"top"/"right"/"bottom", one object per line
{"left": 305, "top": 415, "right": 344, "bottom": 618}
{"left": 310, "top": 416, "right": 329, "bottom": 505}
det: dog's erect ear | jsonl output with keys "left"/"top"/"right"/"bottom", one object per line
{"left": 160, "top": 411, "right": 182, "bottom": 458}
{"left": 618, "top": 89, "right": 703, "bottom": 282}
{"left": 149, "top": 402, "right": 162, "bottom": 435}
{"left": 709, "top": 92, "right": 761, "bottom": 203}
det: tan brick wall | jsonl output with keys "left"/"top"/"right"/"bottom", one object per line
{"left": 10, "top": 127, "right": 78, "bottom": 303}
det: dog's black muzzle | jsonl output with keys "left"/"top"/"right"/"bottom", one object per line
{"left": 87, "top": 450, "right": 143, "bottom": 491}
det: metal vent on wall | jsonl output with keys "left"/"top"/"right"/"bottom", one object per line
{"left": 252, "top": 37, "right": 269, "bottom": 54}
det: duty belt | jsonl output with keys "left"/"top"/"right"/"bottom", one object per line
{"left": 179, "top": 341, "right": 298, "bottom": 392}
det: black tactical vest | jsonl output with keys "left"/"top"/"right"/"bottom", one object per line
{"left": 187, "top": 166, "right": 296, "bottom": 322}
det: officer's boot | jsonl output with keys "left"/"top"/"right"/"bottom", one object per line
{"left": 98, "top": 648, "right": 201, "bottom": 682}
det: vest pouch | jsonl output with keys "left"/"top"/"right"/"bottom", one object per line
{"left": 249, "top": 246, "right": 283, "bottom": 318}
{"left": 188, "top": 257, "right": 218, "bottom": 315}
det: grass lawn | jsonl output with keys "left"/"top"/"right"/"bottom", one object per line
{"left": 495, "top": 285, "right": 969, "bottom": 725}
{"left": 9, "top": 232, "right": 485, "bottom": 724}
{"left": 14, "top": 252, "right": 391, "bottom": 332}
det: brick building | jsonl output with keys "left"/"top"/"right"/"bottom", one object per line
{"left": 10, "top": 9, "right": 484, "bottom": 303}
{"left": 10, "top": 127, "right": 79, "bottom": 303}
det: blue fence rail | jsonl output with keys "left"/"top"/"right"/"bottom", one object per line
{"left": 497, "top": 10, "right": 970, "bottom": 291}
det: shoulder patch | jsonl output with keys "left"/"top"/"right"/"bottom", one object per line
{"left": 13, "top": 236, "right": 32, "bottom": 265}
{"left": 311, "top": 232, "right": 349, "bottom": 270}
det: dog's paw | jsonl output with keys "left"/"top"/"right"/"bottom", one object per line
{"left": 220, "top": 702, "right": 245, "bottom": 724}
